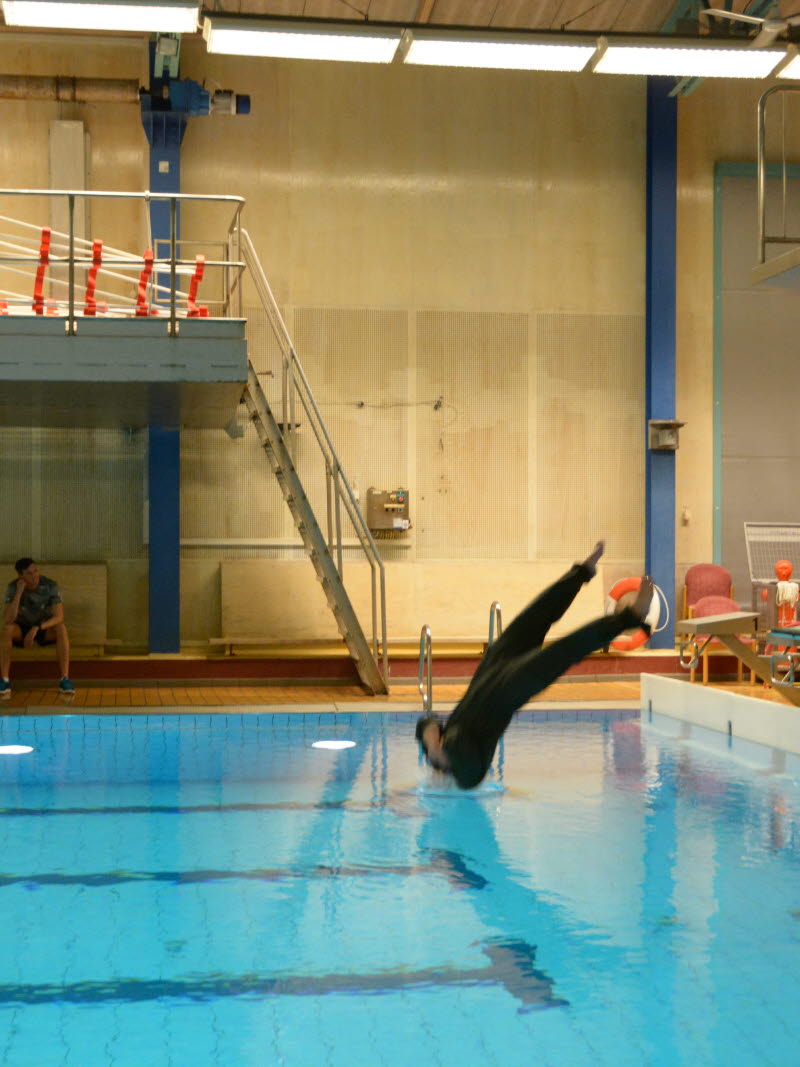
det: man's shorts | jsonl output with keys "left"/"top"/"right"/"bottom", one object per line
{"left": 12, "top": 622, "right": 53, "bottom": 647}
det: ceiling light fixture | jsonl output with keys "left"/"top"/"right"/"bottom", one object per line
{"left": 203, "top": 17, "right": 401, "bottom": 63}
{"left": 775, "top": 44, "right": 800, "bottom": 79}
{"left": 593, "top": 36, "right": 786, "bottom": 79}
{"left": 404, "top": 30, "right": 597, "bottom": 72}
{"left": 1, "top": 0, "right": 198, "bottom": 32}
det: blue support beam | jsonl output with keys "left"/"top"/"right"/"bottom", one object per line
{"left": 645, "top": 77, "right": 678, "bottom": 649}
{"left": 141, "top": 60, "right": 187, "bottom": 653}
{"left": 148, "top": 427, "right": 181, "bottom": 651}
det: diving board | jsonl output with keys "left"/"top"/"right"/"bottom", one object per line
{"left": 674, "top": 611, "right": 800, "bottom": 708}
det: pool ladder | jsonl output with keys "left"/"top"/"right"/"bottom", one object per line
{"left": 418, "top": 625, "right": 432, "bottom": 712}
{"left": 417, "top": 601, "right": 503, "bottom": 712}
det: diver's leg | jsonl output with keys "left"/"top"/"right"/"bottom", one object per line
{"left": 491, "top": 581, "right": 653, "bottom": 710}
{"left": 484, "top": 542, "right": 604, "bottom": 666}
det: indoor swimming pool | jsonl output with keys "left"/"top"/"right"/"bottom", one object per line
{"left": 0, "top": 708, "right": 798, "bottom": 1066}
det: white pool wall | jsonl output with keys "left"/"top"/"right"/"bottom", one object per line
{"left": 641, "top": 674, "right": 800, "bottom": 755}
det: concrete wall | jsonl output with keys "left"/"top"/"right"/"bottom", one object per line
{"left": 0, "top": 34, "right": 790, "bottom": 646}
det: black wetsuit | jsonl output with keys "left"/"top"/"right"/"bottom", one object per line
{"left": 440, "top": 563, "right": 647, "bottom": 789}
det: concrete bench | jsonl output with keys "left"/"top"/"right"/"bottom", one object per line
{"left": 208, "top": 637, "right": 348, "bottom": 657}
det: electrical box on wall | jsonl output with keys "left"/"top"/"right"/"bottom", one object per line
{"left": 366, "top": 488, "right": 411, "bottom": 538}
{"left": 648, "top": 419, "right": 685, "bottom": 451}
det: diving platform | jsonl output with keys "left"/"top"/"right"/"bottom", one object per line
{"left": 676, "top": 610, "right": 800, "bottom": 708}
{"left": 0, "top": 314, "right": 246, "bottom": 428}
{"left": 0, "top": 187, "right": 248, "bottom": 429}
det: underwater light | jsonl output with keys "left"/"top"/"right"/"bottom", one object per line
{"left": 0, "top": 745, "right": 33, "bottom": 754}
{"left": 312, "top": 740, "right": 356, "bottom": 750}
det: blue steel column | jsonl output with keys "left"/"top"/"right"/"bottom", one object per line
{"left": 645, "top": 77, "right": 678, "bottom": 649}
{"left": 142, "top": 89, "right": 187, "bottom": 653}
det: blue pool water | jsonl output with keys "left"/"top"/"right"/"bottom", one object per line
{"left": 0, "top": 709, "right": 799, "bottom": 1066}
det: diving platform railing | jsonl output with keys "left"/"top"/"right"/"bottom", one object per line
{"left": 418, "top": 625, "right": 432, "bottom": 712}
{"left": 0, "top": 187, "right": 246, "bottom": 328}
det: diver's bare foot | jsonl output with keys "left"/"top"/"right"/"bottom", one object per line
{"left": 582, "top": 540, "right": 605, "bottom": 579}
{"left": 632, "top": 576, "right": 655, "bottom": 623}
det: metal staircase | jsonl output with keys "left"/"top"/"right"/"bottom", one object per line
{"left": 243, "top": 366, "right": 387, "bottom": 693}
{"left": 236, "top": 230, "right": 388, "bottom": 695}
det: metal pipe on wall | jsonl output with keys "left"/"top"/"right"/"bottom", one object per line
{"left": 0, "top": 75, "right": 139, "bottom": 103}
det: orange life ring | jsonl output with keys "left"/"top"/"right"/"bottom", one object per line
{"left": 605, "top": 577, "right": 659, "bottom": 652}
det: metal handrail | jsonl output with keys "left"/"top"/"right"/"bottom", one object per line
{"left": 756, "top": 84, "right": 800, "bottom": 265}
{"left": 0, "top": 187, "right": 245, "bottom": 330}
{"left": 418, "top": 624, "right": 432, "bottom": 712}
{"left": 238, "top": 228, "right": 389, "bottom": 687}
{"left": 488, "top": 600, "right": 503, "bottom": 647}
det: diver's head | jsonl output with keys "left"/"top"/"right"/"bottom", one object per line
{"left": 415, "top": 714, "right": 451, "bottom": 773}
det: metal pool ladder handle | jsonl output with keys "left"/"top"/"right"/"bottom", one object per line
{"left": 678, "top": 635, "right": 705, "bottom": 672}
{"left": 418, "top": 624, "right": 432, "bottom": 712}
{"left": 770, "top": 649, "right": 800, "bottom": 687}
{"left": 488, "top": 601, "right": 503, "bottom": 647}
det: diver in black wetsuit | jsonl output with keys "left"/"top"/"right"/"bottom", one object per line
{"left": 416, "top": 543, "right": 654, "bottom": 789}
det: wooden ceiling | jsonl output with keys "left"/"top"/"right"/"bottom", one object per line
{"left": 198, "top": 1, "right": 800, "bottom": 39}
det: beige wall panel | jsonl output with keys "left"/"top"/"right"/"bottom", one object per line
{"left": 536, "top": 311, "right": 644, "bottom": 561}
{"left": 529, "top": 73, "right": 646, "bottom": 314}
{"left": 293, "top": 307, "right": 410, "bottom": 516}
{"left": 220, "top": 558, "right": 607, "bottom": 642}
{"left": 181, "top": 561, "right": 221, "bottom": 643}
{"left": 221, "top": 560, "right": 342, "bottom": 640}
{"left": 416, "top": 310, "right": 528, "bottom": 559}
{"left": 0, "top": 428, "right": 146, "bottom": 564}
{"left": 384, "top": 560, "right": 607, "bottom": 641}
{"left": 0, "top": 37, "right": 147, "bottom": 263}
{"left": 180, "top": 46, "right": 645, "bottom": 315}
{"left": 182, "top": 426, "right": 288, "bottom": 543}
{"left": 0, "top": 34, "right": 146, "bottom": 79}
{"left": 107, "top": 560, "right": 147, "bottom": 646}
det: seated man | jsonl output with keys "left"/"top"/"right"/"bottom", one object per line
{"left": 416, "top": 542, "right": 654, "bottom": 789}
{"left": 1, "top": 558, "right": 73, "bottom": 697}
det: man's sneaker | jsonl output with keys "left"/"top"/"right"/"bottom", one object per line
{"left": 0, "top": 679, "right": 9, "bottom": 700}
{"left": 58, "top": 677, "right": 75, "bottom": 695}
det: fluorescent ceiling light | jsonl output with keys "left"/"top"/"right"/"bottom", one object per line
{"left": 594, "top": 38, "right": 785, "bottom": 78}
{"left": 0, "top": 745, "right": 33, "bottom": 755}
{"left": 405, "top": 32, "right": 597, "bottom": 72}
{"left": 203, "top": 17, "right": 401, "bottom": 63}
{"left": 312, "top": 740, "right": 356, "bottom": 750}
{"left": 776, "top": 50, "right": 800, "bottom": 78}
{"left": 1, "top": 0, "right": 198, "bottom": 32}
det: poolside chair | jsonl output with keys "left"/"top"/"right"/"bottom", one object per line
{"left": 689, "top": 593, "right": 755, "bottom": 685}
{"left": 682, "top": 563, "right": 733, "bottom": 618}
